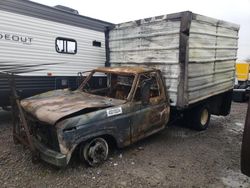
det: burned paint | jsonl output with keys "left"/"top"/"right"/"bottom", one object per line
{"left": 19, "top": 67, "right": 170, "bottom": 167}
{"left": 21, "top": 89, "right": 125, "bottom": 125}
{"left": 95, "top": 66, "right": 155, "bottom": 74}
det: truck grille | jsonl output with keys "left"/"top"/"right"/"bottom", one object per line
{"left": 27, "top": 117, "right": 60, "bottom": 152}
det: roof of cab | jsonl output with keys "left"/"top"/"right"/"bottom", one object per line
{"left": 95, "top": 66, "right": 156, "bottom": 74}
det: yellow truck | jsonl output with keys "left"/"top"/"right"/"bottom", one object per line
{"left": 233, "top": 61, "right": 250, "bottom": 102}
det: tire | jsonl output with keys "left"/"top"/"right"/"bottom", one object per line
{"left": 190, "top": 105, "right": 211, "bottom": 131}
{"left": 233, "top": 91, "right": 246, "bottom": 102}
{"left": 79, "top": 137, "right": 109, "bottom": 167}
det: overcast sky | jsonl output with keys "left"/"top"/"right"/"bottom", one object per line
{"left": 33, "top": 0, "right": 250, "bottom": 60}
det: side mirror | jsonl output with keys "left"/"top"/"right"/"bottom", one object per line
{"left": 141, "top": 79, "right": 152, "bottom": 105}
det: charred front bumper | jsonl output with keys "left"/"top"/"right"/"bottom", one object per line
{"left": 33, "top": 137, "right": 68, "bottom": 167}
{"left": 27, "top": 117, "right": 69, "bottom": 167}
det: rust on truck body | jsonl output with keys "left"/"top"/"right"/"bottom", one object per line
{"left": 95, "top": 66, "right": 155, "bottom": 74}
{"left": 19, "top": 67, "right": 170, "bottom": 167}
{"left": 21, "top": 90, "right": 125, "bottom": 125}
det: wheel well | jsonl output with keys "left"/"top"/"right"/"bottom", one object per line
{"left": 76, "top": 134, "right": 118, "bottom": 151}
{"left": 99, "top": 134, "right": 118, "bottom": 149}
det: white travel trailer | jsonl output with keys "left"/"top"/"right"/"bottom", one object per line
{"left": 0, "top": 0, "right": 113, "bottom": 108}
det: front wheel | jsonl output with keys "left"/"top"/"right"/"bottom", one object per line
{"left": 190, "top": 105, "right": 211, "bottom": 131}
{"left": 79, "top": 137, "right": 109, "bottom": 167}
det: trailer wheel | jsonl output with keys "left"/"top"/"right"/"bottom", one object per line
{"left": 79, "top": 137, "right": 109, "bottom": 167}
{"left": 191, "top": 105, "right": 211, "bottom": 131}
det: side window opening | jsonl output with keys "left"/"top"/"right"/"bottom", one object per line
{"left": 81, "top": 72, "right": 134, "bottom": 100}
{"left": 134, "top": 73, "right": 160, "bottom": 102}
{"left": 56, "top": 37, "right": 77, "bottom": 54}
{"left": 108, "top": 74, "right": 134, "bottom": 100}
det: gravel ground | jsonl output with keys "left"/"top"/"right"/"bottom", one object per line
{"left": 0, "top": 102, "right": 250, "bottom": 188}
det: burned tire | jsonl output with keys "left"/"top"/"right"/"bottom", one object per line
{"left": 79, "top": 137, "right": 109, "bottom": 167}
{"left": 190, "top": 105, "right": 211, "bottom": 131}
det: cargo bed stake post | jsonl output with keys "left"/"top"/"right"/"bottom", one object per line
{"left": 8, "top": 73, "right": 37, "bottom": 159}
{"left": 177, "top": 11, "right": 192, "bottom": 108}
{"left": 105, "top": 26, "right": 113, "bottom": 67}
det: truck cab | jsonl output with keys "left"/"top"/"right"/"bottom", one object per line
{"left": 20, "top": 67, "right": 170, "bottom": 167}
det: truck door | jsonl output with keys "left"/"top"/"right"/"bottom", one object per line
{"left": 131, "top": 71, "right": 169, "bottom": 142}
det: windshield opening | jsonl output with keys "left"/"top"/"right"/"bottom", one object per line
{"left": 80, "top": 71, "right": 135, "bottom": 100}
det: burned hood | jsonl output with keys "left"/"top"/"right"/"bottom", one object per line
{"left": 21, "top": 89, "right": 125, "bottom": 125}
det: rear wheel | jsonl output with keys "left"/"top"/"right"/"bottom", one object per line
{"left": 190, "top": 105, "right": 211, "bottom": 131}
{"left": 79, "top": 137, "right": 109, "bottom": 167}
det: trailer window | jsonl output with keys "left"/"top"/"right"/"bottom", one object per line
{"left": 56, "top": 37, "right": 77, "bottom": 54}
{"left": 93, "top": 40, "right": 101, "bottom": 47}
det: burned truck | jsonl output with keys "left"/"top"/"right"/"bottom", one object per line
{"left": 14, "top": 11, "right": 239, "bottom": 167}
{"left": 20, "top": 67, "right": 170, "bottom": 167}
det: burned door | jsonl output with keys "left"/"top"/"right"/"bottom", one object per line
{"left": 131, "top": 71, "right": 169, "bottom": 142}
